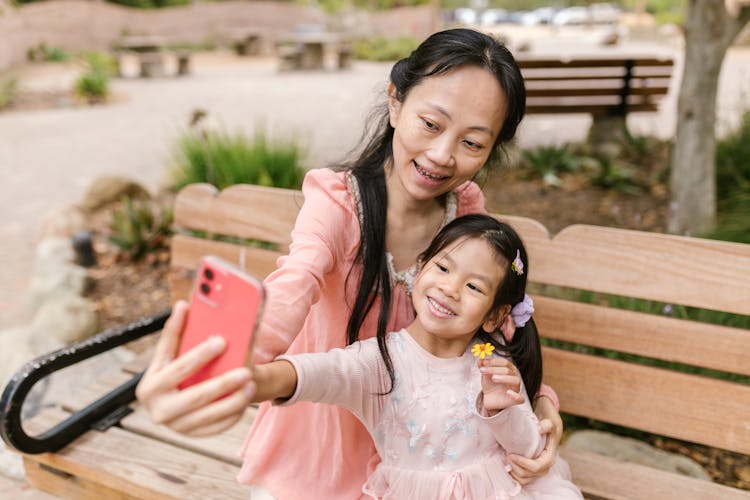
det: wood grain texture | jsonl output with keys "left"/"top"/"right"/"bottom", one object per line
{"left": 0, "top": 473, "right": 58, "bottom": 500}
{"left": 560, "top": 447, "right": 750, "bottom": 500}
{"left": 173, "top": 183, "right": 301, "bottom": 247}
{"left": 502, "top": 218, "right": 750, "bottom": 316}
{"left": 23, "top": 409, "right": 247, "bottom": 500}
{"left": 533, "top": 295, "right": 750, "bottom": 376}
{"left": 543, "top": 347, "right": 750, "bottom": 454}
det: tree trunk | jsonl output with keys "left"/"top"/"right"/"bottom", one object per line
{"left": 668, "top": 1, "right": 750, "bottom": 235}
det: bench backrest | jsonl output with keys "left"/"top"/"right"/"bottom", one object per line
{"left": 516, "top": 56, "right": 674, "bottom": 116}
{"left": 170, "top": 182, "right": 750, "bottom": 456}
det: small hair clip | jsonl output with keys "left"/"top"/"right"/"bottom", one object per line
{"left": 511, "top": 250, "right": 524, "bottom": 276}
{"left": 511, "top": 294, "right": 534, "bottom": 328}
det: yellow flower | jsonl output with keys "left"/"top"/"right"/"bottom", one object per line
{"left": 471, "top": 342, "right": 495, "bottom": 359}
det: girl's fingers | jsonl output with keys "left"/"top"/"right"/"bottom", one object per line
{"left": 489, "top": 374, "right": 521, "bottom": 386}
{"left": 168, "top": 387, "right": 252, "bottom": 434}
{"left": 151, "top": 301, "right": 190, "bottom": 370}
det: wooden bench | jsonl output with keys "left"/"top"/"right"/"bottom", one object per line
{"left": 2, "top": 181, "right": 749, "bottom": 499}
{"left": 515, "top": 55, "right": 674, "bottom": 149}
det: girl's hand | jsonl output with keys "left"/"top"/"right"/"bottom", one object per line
{"left": 507, "top": 396, "right": 562, "bottom": 484}
{"left": 135, "top": 300, "right": 256, "bottom": 437}
{"left": 478, "top": 357, "right": 524, "bottom": 415}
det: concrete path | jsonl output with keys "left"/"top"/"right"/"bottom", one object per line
{"left": 1, "top": 39, "right": 749, "bottom": 329}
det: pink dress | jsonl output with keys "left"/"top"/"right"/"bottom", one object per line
{"left": 238, "top": 168, "right": 559, "bottom": 498}
{"left": 277, "top": 330, "right": 582, "bottom": 499}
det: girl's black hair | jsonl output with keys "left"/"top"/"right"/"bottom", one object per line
{"left": 418, "top": 214, "right": 542, "bottom": 400}
{"left": 336, "top": 29, "right": 527, "bottom": 392}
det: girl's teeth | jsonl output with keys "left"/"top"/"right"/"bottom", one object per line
{"left": 429, "top": 298, "right": 454, "bottom": 315}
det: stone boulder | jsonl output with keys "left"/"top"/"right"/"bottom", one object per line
{"left": 81, "top": 176, "right": 151, "bottom": 212}
{"left": 563, "top": 429, "right": 711, "bottom": 480}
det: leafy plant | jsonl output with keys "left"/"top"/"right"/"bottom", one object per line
{"left": 716, "top": 110, "right": 750, "bottom": 200}
{"left": 171, "top": 128, "right": 306, "bottom": 190}
{"left": 74, "top": 52, "right": 116, "bottom": 103}
{"left": 521, "top": 145, "right": 580, "bottom": 187}
{"left": 0, "top": 75, "right": 18, "bottom": 110}
{"left": 109, "top": 197, "right": 173, "bottom": 261}
{"left": 27, "top": 42, "right": 70, "bottom": 62}
{"left": 353, "top": 36, "right": 419, "bottom": 62}
{"left": 589, "top": 157, "right": 640, "bottom": 194}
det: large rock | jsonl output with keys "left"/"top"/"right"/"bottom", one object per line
{"left": 27, "top": 238, "right": 91, "bottom": 311}
{"left": 563, "top": 429, "right": 712, "bottom": 480}
{"left": 81, "top": 175, "right": 150, "bottom": 212}
{"left": 32, "top": 293, "right": 99, "bottom": 344}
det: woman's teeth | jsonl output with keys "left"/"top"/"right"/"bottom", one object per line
{"left": 415, "top": 162, "right": 448, "bottom": 181}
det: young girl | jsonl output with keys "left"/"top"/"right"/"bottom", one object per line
{"left": 248, "top": 214, "right": 582, "bottom": 499}
{"left": 136, "top": 29, "right": 564, "bottom": 497}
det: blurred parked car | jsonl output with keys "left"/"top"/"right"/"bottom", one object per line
{"left": 454, "top": 8, "right": 478, "bottom": 26}
{"left": 552, "top": 6, "right": 589, "bottom": 26}
{"left": 480, "top": 8, "right": 510, "bottom": 26}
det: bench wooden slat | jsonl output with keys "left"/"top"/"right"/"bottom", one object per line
{"left": 502, "top": 219, "right": 750, "bottom": 316}
{"left": 522, "top": 68, "right": 673, "bottom": 81}
{"left": 525, "top": 85, "right": 670, "bottom": 98}
{"left": 560, "top": 447, "right": 750, "bottom": 500}
{"left": 543, "top": 347, "right": 750, "bottom": 454}
{"left": 169, "top": 233, "right": 285, "bottom": 301}
{"left": 0, "top": 474, "right": 57, "bottom": 499}
{"left": 173, "top": 183, "right": 301, "bottom": 247}
{"left": 23, "top": 409, "right": 247, "bottom": 499}
{"left": 525, "top": 103, "right": 659, "bottom": 114}
{"left": 534, "top": 296, "right": 750, "bottom": 377}
{"left": 517, "top": 57, "right": 674, "bottom": 69}
{"left": 55, "top": 357, "right": 255, "bottom": 467}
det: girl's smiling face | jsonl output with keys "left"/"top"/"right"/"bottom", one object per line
{"left": 408, "top": 236, "right": 507, "bottom": 357}
{"left": 386, "top": 65, "right": 508, "bottom": 203}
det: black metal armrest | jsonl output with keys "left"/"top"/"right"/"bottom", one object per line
{"left": 0, "top": 309, "right": 170, "bottom": 454}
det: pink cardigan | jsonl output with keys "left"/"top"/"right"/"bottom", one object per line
{"left": 238, "top": 168, "right": 558, "bottom": 498}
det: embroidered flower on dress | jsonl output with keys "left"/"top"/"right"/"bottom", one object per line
{"left": 471, "top": 342, "right": 495, "bottom": 359}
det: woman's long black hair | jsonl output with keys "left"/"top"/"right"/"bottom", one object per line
{"left": 337, "top": 29, "right": 527, "bottom": 392}
{"left": 419, "top": 214, "right": 542, "bottom": 399}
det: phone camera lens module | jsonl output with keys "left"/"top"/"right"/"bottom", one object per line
{"left": 204, "top": 268, "right": 214, "bottom": 280}
{"left": 200, "top": 283, "right": 211, "bottom": 295}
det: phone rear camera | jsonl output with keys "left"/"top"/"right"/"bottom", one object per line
{"left": 204, "top": 268, "right": 214, "bottom": 280}
{"left": 200, "top": 283, "right": 211, "bottom": 295}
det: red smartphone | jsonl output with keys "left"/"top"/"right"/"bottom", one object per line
{"left": 177, "top": 255, "right": 265, "bottom": 391}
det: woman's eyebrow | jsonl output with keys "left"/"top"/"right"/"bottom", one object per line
{"left": 426, "top": 103, "right": 493, "bottom": 135}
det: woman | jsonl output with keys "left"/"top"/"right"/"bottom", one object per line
{"left": 136, "top": 28, "right": 563, "bottom": 498}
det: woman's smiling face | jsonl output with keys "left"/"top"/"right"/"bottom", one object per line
{"left": 386, "top": 65, "right": 508, "bottom": 202}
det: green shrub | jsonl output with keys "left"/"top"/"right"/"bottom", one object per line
{"left": 716, "top": 111, "right": 750, "bottom": 200}
{"left": 74, "top": 52, "right": 116, "bottom": 103}
{"left": 521, "top": 145, "right": 580, "bottom": 187}
{"left": 109, "top": 198, "right": 173, "bottom": 261}
{"left": 589, "top": 157, "right": 640, "bottom": 194}
{"left": 353, "top": 36, "right": 419, "bottom": 62}
{"left": 0, "top": 76, "right": 18, "bottom": 110}
{"left": 171, "top": 128, "right": 306, "bottom": 190}
{"left": 27, "top": 43, "right": 70, "bottom": 62}
{"left": 104, "top": 0, "right": 189, "bottom": 8}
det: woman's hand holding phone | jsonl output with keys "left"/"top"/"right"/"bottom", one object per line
{"left": 135, "top": 300, "right": 258, "bottom": 436}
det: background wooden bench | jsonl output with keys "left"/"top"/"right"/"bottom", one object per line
{"left": 4, "top": 181, "right": 749, "bottom": 499}
{"left": 516, "top": 55, "right": 674, "bottom": 148}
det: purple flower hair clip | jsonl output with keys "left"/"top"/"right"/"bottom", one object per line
{"left": 511, "top": 249, "right": 524, "bottom": 276}
{"left": 511, "top": 294, "right": 534, "bottom": 328}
